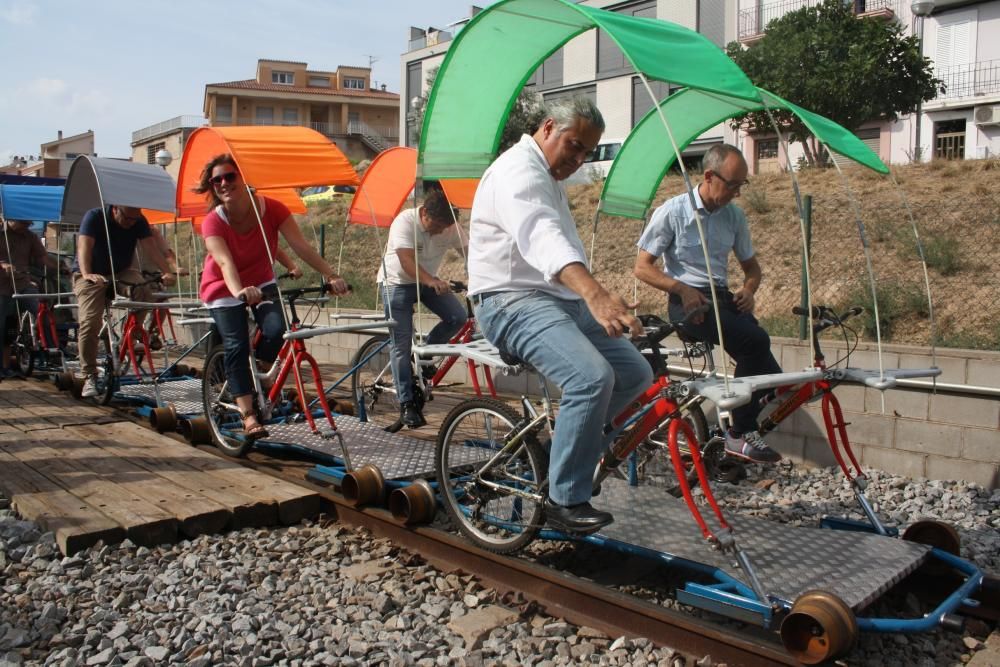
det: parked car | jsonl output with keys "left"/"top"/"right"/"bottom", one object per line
{"left": 301, "top": 185, "right": 356, "bottom": 205}
{"left": 564, "top": 139, "right": 623, "bottom": 185}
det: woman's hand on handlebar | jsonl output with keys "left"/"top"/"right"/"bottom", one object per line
{"left": 237, "top": 285, "right": 263, "bottom": 305}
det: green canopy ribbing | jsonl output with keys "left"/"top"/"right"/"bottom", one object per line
{"left": 599, "top": 87, "right": 890, "bottom": 219}
{"left": 417, "top": 0, "right": 760, "bottom": 180}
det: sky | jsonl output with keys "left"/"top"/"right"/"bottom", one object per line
{"left": 0, "top": 0, "right": 485, "bottom": 165}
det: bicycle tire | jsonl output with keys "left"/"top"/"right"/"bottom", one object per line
{"left": 350, "top": 334, "right": 400, "bottom": 428}
{"left": 94, "top": 355, "right": 116, "bottom": 405}
{"left": 435, "top": 397, "right": 547, "bottom": 554}
{"left": 202, "top": 345, "right": 252, "bottom": 457}
{"left": 636, "top": 403, "right": 709, "bottom": 497}
{"left": 12, "top": 316, "right": 34, "bottom": 377}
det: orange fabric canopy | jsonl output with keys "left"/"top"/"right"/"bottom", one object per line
{"left": 440, "top": 179, "right": 479, "bottom": 210}
{"left": 347, "top": 147, "right": 416, "bottom": 228}
{"left": 176, "top": 126, "right": 358, "bottom": 218}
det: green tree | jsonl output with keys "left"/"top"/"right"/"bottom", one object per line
{"left": 727, "top": 0, "right": 942, "bottom": 166}
{"left": 412, "top": 66, "right": 545, "bottom": 153}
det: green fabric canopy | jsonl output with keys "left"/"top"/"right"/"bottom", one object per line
{"left": 599, "top": 87, "right": 890, "bottom": 219}
{"left": 417, "top": 0, "right": 760, "bottom": 180}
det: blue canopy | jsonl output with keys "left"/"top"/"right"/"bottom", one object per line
{"left": 0, "top": 185, "right": 65, "bottom": 225}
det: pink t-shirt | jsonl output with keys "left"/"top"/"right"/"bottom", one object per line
{"left": 199, "top": 196, "right": 291, "bottom": 303}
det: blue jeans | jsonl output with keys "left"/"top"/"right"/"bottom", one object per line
{"left": 210, "top": 287, "right": 287, "bottom": 399}
{"left": 669, "top": 288, "right": 782, "bottom": 434}
{"left": 383, "top": 283, "right": 466, "bottom": 404}
{"left": 0, "top": 288, "right": 39, "bottom": 370}
{"left": 476, "top": 291, "right": 653, "bottom": 507}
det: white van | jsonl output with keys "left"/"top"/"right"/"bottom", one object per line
{"left": 565, "top": 139, "right": 623, "bottom": 185}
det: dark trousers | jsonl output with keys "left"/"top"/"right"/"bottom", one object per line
{"left": 210, "top": 287, "right": 287, "bottom": 398}
{"left": 669, "top": 288, "right": 782, "bottom": 434}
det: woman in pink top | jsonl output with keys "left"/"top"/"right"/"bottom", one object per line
{"left": 196, "top": 154, "right": 349, "bottom": 439}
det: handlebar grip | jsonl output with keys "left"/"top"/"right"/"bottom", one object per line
{"left": 792, "top": 305, "right": 823, "bottom": 318}
{"left": 449, "top": 280, "right": 468, "bottom": 292}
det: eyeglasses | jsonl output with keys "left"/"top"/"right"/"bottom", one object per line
{"left": 710, "top": 171, "right": 750, "bottom": 191}
{"left": 210, "top": 171, "right": 239, "bottom": 187}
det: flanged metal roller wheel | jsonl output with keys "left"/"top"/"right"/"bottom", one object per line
{"left": 389, "top": 478, "right": 436, "bottom": 525}
{"left": 342, "top": 464, "right": 385, "bottom": 507}
{"left": 902, "top": 519, "right": 961, "bottom": 555}
{"left": 149, "top": 406, "right": 178, "bottom": 433}
{"left": 180, "top": 417, "right": 212, "bottom": 445}
{"left": 54, "top": 372, "right": 73, "bottom": 391}
{"left": 780, "top": 589, "right": 857, "bottom": 665}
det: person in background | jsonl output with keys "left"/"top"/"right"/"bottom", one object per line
{"left": 633, "top": 143, "right": 782, "bottom": 463}
{"left": 196, "top": 153, "right": 349, "bottom": 439}
{"left": 73, "top": 205, "right": 176, "bottom": 397}
{"left": 377, "top": 187, "right": 467, "bottom": 428}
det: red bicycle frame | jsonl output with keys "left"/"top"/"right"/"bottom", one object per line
{"left": 35, "top": 301, "right": 59, "bottom": 351}
{"left": 426, "top": 316, "right": 497, "bottom": 397}
{"left": 118, "top": 311, "right": 157, "bottom": 377}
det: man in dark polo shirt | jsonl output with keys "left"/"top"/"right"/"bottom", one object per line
{"left": 72, "top": 205, "right": 175, "bottom": 397}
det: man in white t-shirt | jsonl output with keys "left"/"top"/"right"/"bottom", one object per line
{"left": 378, "top": 187, "right": 467, "bottom": 428}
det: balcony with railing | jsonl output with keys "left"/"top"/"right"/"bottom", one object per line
{"left": 935, "top": 59, "right": 1000, "bottom": 101}
{"left": 131, "top": 115, "right": 206, "bottom": 143}
{"left": 738, "top": 0, "right": 900, "bottom": 42}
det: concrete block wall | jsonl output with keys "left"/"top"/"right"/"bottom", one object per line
{"left": 176, "top": 308, "right": 999, "bottom": 489}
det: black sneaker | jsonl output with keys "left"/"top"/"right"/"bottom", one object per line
{"left": 400, "top": 401, "right": 427, "bottom": 428}
{"left": 543, "top": 498, "right": 613, "bottom": 534}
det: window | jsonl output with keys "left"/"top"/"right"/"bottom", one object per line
{"left": 215, "top": 102, "right": 232, "bottom": 124}
{"left": 631, "top": 77, "right": 678, "bottom": 127}
{"left": 757, "top": 139, "right": 779, "bottom": 160}
{"left": 543, "top": 84, "right": 597, "bottom": 106}
{"left": 146, "top": 142, "right": 166, "bottom": 165}
{"left": 529, "top": 49, "right": 564, "bottom": 89}
{"left": 697, "top": 0, "right": 726, "bottom": 48}
{"left": 597, "top": 1, "right": 656, "bottom": 78}
{"left": 343, "top": 77, "right": 366, "bottom": 90}
{"left": 272, "top": 71, "right": 294, "bottom": 85}
{"left": 308, "top": 76, "right": 331, "bottom": 88}
{"left": 935, "top": 19, "right": 973, "bottom": 74}
{"left": 406, "top": 62, "right": 423, "bottom": 147}
{"left": 255, "top": 107, "right": 274, "bottom": 125}
{"left": 282, "top": 108, "right": 299, "bottom": 125}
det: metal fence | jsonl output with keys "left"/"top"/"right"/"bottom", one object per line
{"left": 937, "top": 59, "right": 1000, "bottom": 100}
{"left": 738, "top": 0, "right": 900, "bottom": 41}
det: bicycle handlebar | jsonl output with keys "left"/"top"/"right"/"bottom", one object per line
{"left": 634, "top": 304, "right": 711, "bottom": 346}
{"left": 792, "top": 305, "right": 864, "bottom": 333}
{"left": 449, "top": 280, "right": 468, "bottom": 293}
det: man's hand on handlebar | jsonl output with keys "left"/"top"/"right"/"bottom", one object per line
{"left": 160, "top": 272, "right": 177, "bottom": 287}
{"left": 677, "top": 284, "right": 709, "bottom": 324}
{"left": 586, "top": 290, "right": 645, "bottom": 339}
{"left": 324, "top": 274, "right": 350, "bottom": 296}
{"left": 732, "top": 287, "right": 755, "bottom": 314}
{"left": 426, "top": 276, "right": 451, "bottom": 295}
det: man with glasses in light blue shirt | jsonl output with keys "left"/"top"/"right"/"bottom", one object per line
{"left": 634, "top": 144, "right": 783, "bottom": 464}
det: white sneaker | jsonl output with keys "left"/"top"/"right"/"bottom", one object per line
{"left": 725, "top": 430, "right": 781, "bottom": 463}
{"left": 80, "top": 375, "right": 99, "bottom": 398}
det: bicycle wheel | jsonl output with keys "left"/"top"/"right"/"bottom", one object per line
{"left": 435, "top": 398, "right": 547, "bottom": 554}
{"left": 12, "top": 316, "right": 34, "bottom": 377}
{"left": 94, "top": 355, "right": 117, "bottom": 405}
{"left": 635, "top": 403, "right": 709, "bottom": 497}
{"left": 202, "top": 346, "right": 252, "bottom": 457}
{"left": 350, "top": 334, "right": 400, "bottom": 428}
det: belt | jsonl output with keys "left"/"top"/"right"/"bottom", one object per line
{"left": 470, "top": 291, "right": 501, "bottom": 306}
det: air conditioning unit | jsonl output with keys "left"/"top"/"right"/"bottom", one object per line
{"left": 973, "top": 105, "right": 1000, "bottom": 126}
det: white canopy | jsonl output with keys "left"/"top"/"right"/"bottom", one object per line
{"left": 60, "top": 156, "right": 176, "bottom": 226}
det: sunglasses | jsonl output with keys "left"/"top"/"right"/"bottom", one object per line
{"left": 210, "top": 171, "right": 239, "bottom": 187}
{"left": 710, "top": 170, "right": 750, "bottom": 191}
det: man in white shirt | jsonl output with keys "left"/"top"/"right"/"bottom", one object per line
{"left": 633, "top": 144, "right": 782, "bottom": 463}
{"left": 379, "top": 187, "right": 467, "bottom": 428}
{"left": 468, "top": 97, "right": 653, "bottom": 534}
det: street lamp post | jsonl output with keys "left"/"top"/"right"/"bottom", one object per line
{"left": 911, "top": 0, "right": 936, "bottom": 162}
{"left": 154, "top": 148, "right": 173, "bottom": 171}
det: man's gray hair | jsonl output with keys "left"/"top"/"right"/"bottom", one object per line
{"left": 545, "top": 96, "right": 605, "bottom": 133}
{"left": 701, "top": 144, "right": 745, "bottom": 173}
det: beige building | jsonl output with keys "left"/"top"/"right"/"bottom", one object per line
{"left": 203, "top": 59, "right": 400, "bottom": 163}
{"left": 130, "top": 115, "right": 207, "bottom": 182}
{"left": 0, "top": 130, "right": 96, "bottom": 179}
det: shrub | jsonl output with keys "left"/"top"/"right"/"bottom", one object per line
{"left": 743, "top": 187, "right": 771, "bottom": 214}
{"left": 920, "top": 235, "right": 963, "bottom": 276}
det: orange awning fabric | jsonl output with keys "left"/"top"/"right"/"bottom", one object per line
{"left": 176, "top": 126, "right": 358, "bottom": 218}
{"left": 347, "top": 147, "right": 417, "bottom": 228}
{"left": 440, "top": 179, "right": 479, "bottom": 210}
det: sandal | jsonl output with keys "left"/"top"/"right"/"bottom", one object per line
{"left": 240, "top": 410, "right": 270, "bottom": 441}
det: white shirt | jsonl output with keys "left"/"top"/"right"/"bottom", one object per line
{"left": 468, "top": 134, "right": 588, "bottom": 300}
{"left": 637, "top": 187, "right": 754, "bottom": 289}
{"left": 377, "top": 207, "right": 465, "bottom": 286}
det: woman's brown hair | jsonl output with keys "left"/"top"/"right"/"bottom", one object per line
{"left": 192, "top": 153, "right": 239, "bottom": 209}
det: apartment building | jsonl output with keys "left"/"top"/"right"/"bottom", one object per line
{"left": 400, "top": 1, "right": 734, "bottom": 166}
{"left": 204, "top": 59, "right": 400, "bottom": 163}
{"left": 130, "top": 115, "right": 206, "bottom": 182}
{"left": 0, "top": 130, "right": 96, "bottom": 179}
{"left": 736, "top": 0, "right": 1000, "bottom": 168}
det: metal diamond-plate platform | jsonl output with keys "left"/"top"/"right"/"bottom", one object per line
{"left": 593, "top": 478, "right": 930, "bottom": 611}
{"left": 260, "top": 416, "right": 493, "bottom": 480}
{"left": 116, "top": 379, "right": 203, "bottom": 415}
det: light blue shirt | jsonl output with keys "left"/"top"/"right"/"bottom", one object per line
{"left": 637, "top": 187, "right": 754, "bottom": 289}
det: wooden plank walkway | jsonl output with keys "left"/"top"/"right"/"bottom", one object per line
{"left": 0, "top": 377, "right": 321, "bottom": 555}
